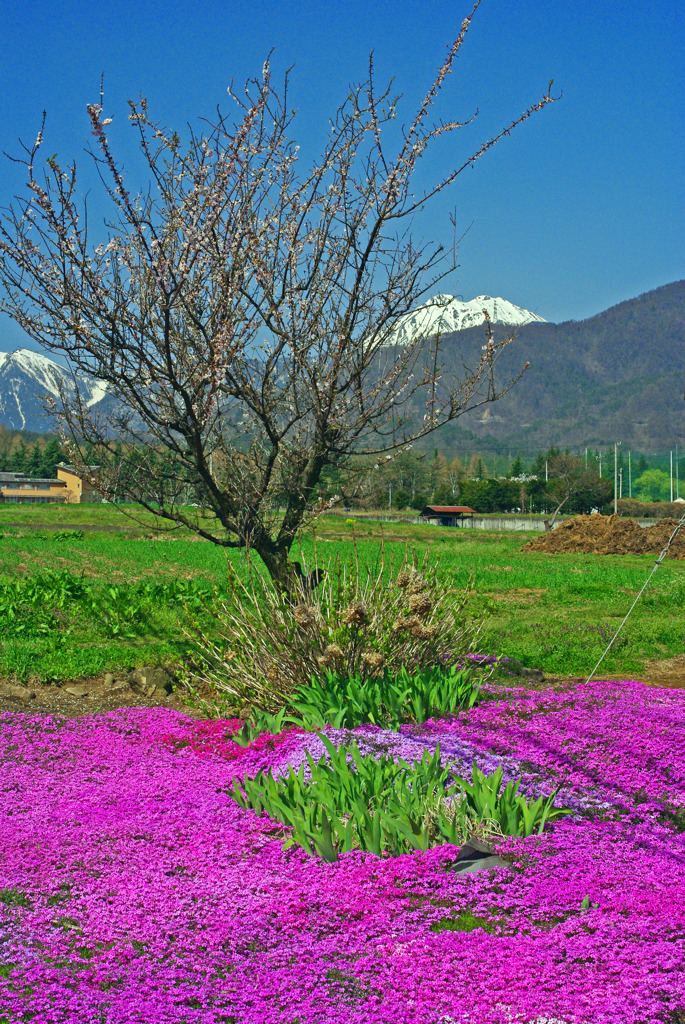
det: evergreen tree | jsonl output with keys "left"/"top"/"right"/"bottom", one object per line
{"left": 531, "top": 451, "right": 545, "bottom": 477}
{"left": 510, "top": 454, "right": 524, "bottom": 477}
{"left": 9, "top": 439, "right": 28, "bottom": 473}
{"left": 40, "top": 437, "right": 64, "bottom": 477}
{"left": 27, "top": 442, "right": 43, "bottom": 477}
{"left": 432, "top": 481, "right": 456, "bottom": 505}
{"left": 466, "top": 454, "right": 481, "bottom": 479}
{"left": 428, "top": 451, "right": 448, "bottom": 494}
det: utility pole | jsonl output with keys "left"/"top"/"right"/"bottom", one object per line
{"left": 628, "top": 450, "right": 632, "bottom": 498}
{"left": 545, "top": 460, "right": 548, "bottom": 482}
{"left": 598, "top": 453, "right": 602, "bottom": 479}
{"left": 389, "top": 482, "right": 392, "bottom": 510}
{"left": 614, "top": 442, "right": 620, "bottom": 515}
{"left": 670, "top": 451, "right": 674, "bottom": 503}
{"left": 677, "top": 444, "right": 680, "bottom": 500}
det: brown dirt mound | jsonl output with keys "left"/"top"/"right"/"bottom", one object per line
{"left": 523, "top": 514, "right": 685, "bottom": 558}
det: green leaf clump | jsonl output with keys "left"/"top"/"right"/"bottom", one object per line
{"left": 224, "top": 736, "right": 570, "bottom": 861}
{"left": 288, "top": 663, "right": 481, "bottom": 730}
{"left": 230, "top": 663, "right": 481, "bottom": 737}
{"left": 457, "top": 762, "right": 570, "bottom": 838}
{"left": 226, "top": 735, "right": 468, "bottom": 860}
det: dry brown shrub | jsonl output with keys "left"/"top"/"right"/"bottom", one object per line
{"left": 187, "top": 548, "right": 480, "bottom": 710}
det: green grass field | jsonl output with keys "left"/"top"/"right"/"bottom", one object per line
{"left": 0, "top": 505, "right": 682, "bottom": 683}
{"left": 0, "top": 501, "right": 178, "bottom": 530}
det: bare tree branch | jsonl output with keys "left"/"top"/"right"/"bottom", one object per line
{"left": 0, "top": 10, "right": 557, "bottom": 588}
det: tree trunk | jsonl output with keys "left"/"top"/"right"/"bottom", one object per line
{"left": 250, "top": 538, "right": 323, "bottom": 601}
{"left": 544, "top": 497, "right": 569, "bottom": 532}
{"left": 252, "top": 542, "right": 294, "bottom": 595}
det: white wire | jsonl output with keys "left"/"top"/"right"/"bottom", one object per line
{"left": 585, "top": 511, "right": 685, "bottom": 685}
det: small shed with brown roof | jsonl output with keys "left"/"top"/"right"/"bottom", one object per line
{"left": 419, "top": 505, "right": 476, "bottom": 527}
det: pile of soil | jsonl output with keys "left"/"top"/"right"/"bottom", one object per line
{"left": 523, "top": 514, "right": 685, "bottom": 558}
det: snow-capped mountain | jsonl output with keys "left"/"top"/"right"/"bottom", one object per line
{"left": 0, "top": 349, "right": 107, "bottom": 432}
{"left": 385, "top": 294, "right": 546, "bottom": 346}
{"left": 0, "top": 296, "right": 543, "bottom": 430}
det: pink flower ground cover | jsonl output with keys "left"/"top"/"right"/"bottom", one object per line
{"left": 0, "top": 679, "right": 683, "bottom": 1024}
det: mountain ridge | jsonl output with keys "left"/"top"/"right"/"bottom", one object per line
{"left": 0, "top": 349, "right": 106, "bottom": 432}
{"left": 385, "top": 293, "right": 546, "bottom": 346}
{"left": 0, "top": 281, "right": 682, "bottom": 450}
{"left": 425, "top": 280, "right": 685, "bottom": 452}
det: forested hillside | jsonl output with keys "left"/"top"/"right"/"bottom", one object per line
{"left": 416, "top": 281, "right": 684, "bottom": 452}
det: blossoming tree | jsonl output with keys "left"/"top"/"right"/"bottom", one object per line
{"left": 0, "top": 1, "right": 555, "bottom": 588}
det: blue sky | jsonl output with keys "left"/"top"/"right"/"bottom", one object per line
{"left": 0, "top": 0, "right": 682, "bottom": 354}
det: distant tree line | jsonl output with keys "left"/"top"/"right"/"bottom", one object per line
{"left": 0, "top": 435, "right": 67, "bottom": 478}
{"left": 2, "top": 425, "right": 683, "bottom": 517}
{"left": 314, "top": 446, "right": 616, "bottom": 515}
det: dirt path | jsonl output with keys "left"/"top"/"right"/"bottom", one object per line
{"left": 0, "top": 672, "right": 207, "bottom": 719}
{"left": 2, "top": 657, "right": 683, "bottom": 721}
{"left": 634, "top": 655, "right": 685, "bottom": 689}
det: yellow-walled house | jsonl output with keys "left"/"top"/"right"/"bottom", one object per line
{"left": 0, "top": 472, "right": 68, "bottom": 504}
{"left": 56, "top": 464, "right": 101, "bottom": 503}
{"left": 0, "top": 465, "right": 100, "bottom": 504}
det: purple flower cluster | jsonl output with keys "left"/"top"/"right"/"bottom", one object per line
{"left": 0, "top": 680, "right": 683, "bottom": 1023}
